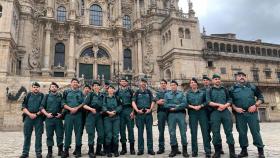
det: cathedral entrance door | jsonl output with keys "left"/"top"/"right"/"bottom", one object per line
{"left": 97, "top": 64, "right": 110, "bottom": 80}
{"left": 79, "top": 63, "right": 93, "bottom": 79}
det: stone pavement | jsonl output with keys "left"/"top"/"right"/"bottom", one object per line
{"left": 0, "top": 123, "right": 279, "bottom": 158}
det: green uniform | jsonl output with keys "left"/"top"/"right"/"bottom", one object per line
{"left": 200, "top": 86, "right": 212, "bottom": 142}
{"left": 229, "top": 83, "right": 265, "bottom": 148}
{"left": 154, "top": 89, "right": 169, "bottom": 150}
{"left": 62, "top": 89, "right": 84, "bottom": 149}
{"left": 40, "top": 92, "right": 64, "bottom": 147}
{"left": 206, "top": 86, "right": 235, "bottom": 146}
{"left": 164, "top": 90, "right": 187, "bottom": 146}
{"left": 186, "top": 89, "right": 211, "bottom": 154}
{"left": 83, "top": 92, "right": 104, "bottom": 146}
{"left": 133, "top": 89, "right": 154, "bottom": 152}
{"left": 116, "top": 87, "right": 135, "bottom": 144}
{"left": 102, "top": 95, "right": 122, "bottom": 144}
{"left": 21, "top": 92, "right": 44, "bottom": 156}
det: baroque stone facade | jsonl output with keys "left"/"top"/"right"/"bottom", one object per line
{"left": 0, "top": 0, "right": 280, "bottom": 130}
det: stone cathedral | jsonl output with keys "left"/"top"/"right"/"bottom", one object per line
{"left": 1, "top": 0, "right": 280, "bottom": 130}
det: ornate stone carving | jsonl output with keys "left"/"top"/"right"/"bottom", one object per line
{"left": 97, "top": 56, "right": 110, "bottom": 65}
{"left": 28, "top": 48, "right": 41, "bottom": 69}
{"left": 143, "top": 32, "right": 154, "bottom": 74}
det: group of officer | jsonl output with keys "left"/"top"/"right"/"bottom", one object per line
{"left": 20, "top": 71, "right": 265, "bottom": 158}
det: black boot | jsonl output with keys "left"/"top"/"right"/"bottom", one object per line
{"left": 106, "top": 144, "right": 112, "bottom": 157}
{"left": 175, "top": 144, "right": 182, "bottom": 154}
{"left": 61, "top": 148, "right": 69, "bottom": 158}
{"left": 120, "top": 143, "right": 127, "bottom": 155}
{"left": 96, "top": 144, "right": 105, "bottom": 156}
{"left": 46, "top": 146, "right": 53, "bottom": 158}
{"left": 114, "top": 143, "right": 120, "bottom": 157}
{"left": 183, "top": 145, "right": 189, "bottom": 157}
{"left": 75, "top": 145, "right": 82, "bottom": 158}
{"left": 229, "top": 144, "right": 237, "bottom": 158}
{"left": 169, "top": 145, "right": 177, "bottom": 157}
{"left": 58, "top": 144, "right": 63, "bottom": 156}
{"left": 19, "top": 154, "right": 28, "bottom": 158}
{"left": 220, "top": 144, "right": 225, "bottom": 154}
{"left": 130, "top": 143, "right": 136, "bottom": 155}
{"left": 36, "top": 153, "right": 42, "bottom": 158}
{"left": 258, "top": 147, "right": 265, "bottom": 158}
{"left": 238, "top": 147, "right": 248, "bottom": 157}
{"left": 73, "top": 146, "right": 77, "bottom": 155}
{"left": 148, "top": 150, "right": 155, "bottom": 155}
{"left": 157, "top": 148, "right": 165, "bottom": 154}
{"left": 212, "top": 145, "right": 221, "bottom": 158}
{"left": 88, "top": 145, "right": 95, "bottom": 158}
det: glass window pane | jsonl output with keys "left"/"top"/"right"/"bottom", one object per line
{"left": 57, "top": 6, "right": 66, "bottom": 22}
{"left": 90, "top": 5, "right": 102, "bottom": 26}
{"left": 54, "top": 43, "right": 65, "bottom": 66}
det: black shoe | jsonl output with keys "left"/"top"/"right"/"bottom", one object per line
{"left": 46, "top": 146, "right": 53, "bottom": 158}
{"left": 120, "top": 143, "right": 127, "bottom": 155}
{"left": 113, "top": 143, "right": 119, "bottom": 157}
{"left": 148, "top": 150, "right": 155, "bottom": 155}
{"left": 130, "top": 143, "right": 136, "bottom": 155}
{"left": 206, "top": 152, "right": 211, "bottom": 158}
{"left": 157, "top": 148, "right": 165, "bottom": 154}
{"left": 238, "top": 147, "right": 248, "bottom": 157}
{"left": 258, "top": 147, "right": 265, "bottom": 158}
{"left": 229, "top": 144, "right": 237, "bottom": 158}
{"left": 96, "top": 144, "right": 105, "bottom": 156}
{"left": 169, "top": 145, "right": 177, "bottom": 157}
{"left": 212, "top": 145, "right": 221, "bottom": 158}
{"left": 175, "top": 145, "right": 182, "bottom": 154}
{"left": 182, "top": 145, "right": 189, "bottom": 157}
{"left": 75, "top": 145, "right": 82, "bottom": 157}
{"left": 192, "top": 151, "right": 198, "bottom": 157}
{"left": 88, "top": 144, "right": 95, "bottom": 158}
{"left": 61, "top": 149, "right": 69, "bottom": 158}
{"left": 137, "top": 150, "right": 144, "bottom": 155}
{"left": 36, "top": 154, "right": 42, "bottom": 158}
{"left": 58, "top": 144, "right": 63, "bottom": 156}
{"left": 19, "top": 155, "right": 28, "bottom": 158}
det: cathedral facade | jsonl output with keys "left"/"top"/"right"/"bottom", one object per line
{"left": 0, "top": 0, "right": 280, "bottom": 130}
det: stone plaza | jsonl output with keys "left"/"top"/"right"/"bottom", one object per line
{"left": 0, "top": 122, "right": 279, "bottom": 158}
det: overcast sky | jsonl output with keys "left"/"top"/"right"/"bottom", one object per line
{"left": 178, "top": 0, "right": 280, "bottom": 44}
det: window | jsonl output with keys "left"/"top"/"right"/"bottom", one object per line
{"left": 220, "top": 67, "right": 226, "bottom": 74}
{"left": 261, "top": 48, "right": 266, "bottom": 56}
{"left": 250, "top": 47, "right": 256, "bottom": 55}
{"left": 54, "top": 72, "right": 64, "bottom": 77}
{"left": 123, "top": 15, "right": 131, "bottom": 30}
{"left": 123, "top": 49, "right": 132, "bottom": 71}
{"left": 233, "top": 45, "right": 238, "bottom": 53}
{"left": 220, "top": 43, "right": 225, "bottom": 52}
{"left": 252, "top": 70, "right": 259, "bottom": 82}
{"left": 207, "top": 42, "right": 213, "bottom": 50}
{"left": 226, "top": 44, "right": 232, "bottom": 52}
{"left": 278, "top": 50, "right": 280, "bottom": 57}
{"left": 277, "top": 72, "right": 280, "bottom": 83}
{"left": 97, "top": 48, "right": 109, "bottom": 59}
{"left": 207, "top": 61, "right": 213, "bottom": 68}
{"left": 57, "top": 6, "right": 66, "bottom": 22}
{"left": 90, "top": 4, "right": 102, "bottom": 26}
{"left": 273, "top": 49, "right": 278, "bottom": 57}
{"left": 80, "top": 47, "right": 94, "bottom": 57}
{"left": 264, "top": 69, "right": 272, "bottom": 79}
{"left": 245, "top": 46, "right": 250, "bottom": 54}
{"left": 213, "top": 43, "right": 219, "bottom": 51}
{"left": 185, "top": 29, "right": 191, "bottom": 39}
{"left": 256, "top": 47, "right": 261, "bottom": 55}
{"left": 267, "top": 49, "right": 272, "bottom": 56}
{"left": 54, "top": 43, "right": 65, "bottom": 66}
{"left": 238, "top": 46, "right": 244, "bottom": 53}
{"left": 168, "top": 30, "right": 171, "bottom": 40}
{"left": 0, "top": 5, "right": 2, "bottom": 18}
{"left": 178, "top": 28, "right": 184, "bottom": 38}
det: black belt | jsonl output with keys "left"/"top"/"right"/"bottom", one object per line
{"left": 168, "top": 110, "right": 186, "bottom": 114}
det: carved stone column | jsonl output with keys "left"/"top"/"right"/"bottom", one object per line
{"left": 117, "top": 30, "right": 123, "bottom": 72}
{"left": 42, "top": 22, "right": 52, "bottom": 76}
{"left": 67, "top": 25, "right": 75, "bottom": 77}
{"left": 137, "top": 32, "right": 143, "bottom": 75}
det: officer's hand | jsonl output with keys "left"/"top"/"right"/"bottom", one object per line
{"left": 91, "top": 108, "right": 96, "bottom": 114}
{"left": 248, "top": 105, "right": 257, "bottom": 113}
{"left": 70, "top": 107, "right": 78, "bottom": 114}
{"left": 29, "top": 113, "right": 37, "bottom": 120}
{"left": 56, "top": 113, "right": 62, "bottom": 118}
{"left": 46, "top": 113, "right": 53, "bottom": 118}
{"left": 136, "top": 109, "right": 143, "bottom": 114}
{"left": 217, "top": 105, "right": 226, "bottom": 111}
{"left": 157, "top": 99, "right": 165, "bottom": 105}
{"left": 196, "top": 105, "right": 202, "bottom": 111}
{"left": 145, "top": 108, "right": 152, "bottom": 114}
{"left": 130, "top": 112, "right": 135, "bottom": 119}
{"left": 234, "top": 107, "right": 245, "bottom": 113}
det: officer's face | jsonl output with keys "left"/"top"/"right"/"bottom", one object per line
{"left": 190, "top": 80, "right": 198, "bottom": 89}
{"left": 83, "top": 87, "right": 91, "bottom": 95}
{"left": 203, "top": 79, "right": 210, "bottom": 86}
{"left": 236, "top": 74, "right": 247, "bottom": 83}
{"left": 170, "top": 83, "right": 177, "bottom": 91}
{"left": 108, "top": 87, "right": 115, "bottom": 95}
{"left": 49, "top": 85, "right": 58, "bottom": 93}
{"left": 32, "top": 86, "right": 40, "bottom": 93}
{"left": 160, "top": 81, "right": 167, "bottom": 89}
{"left": 92, "top": 84, "right": 100, "bottom": 92}
{"left": 212, "top": 78, "right": 221, "bottom": 86}
{"left": 71, "top": 80, "right": 79, "bottom": 89}
{"left": 140, "top": 81, "right": 147, "bottom": 89}
{"left": 120, "top": 80, "right": 128, "bottom": 87}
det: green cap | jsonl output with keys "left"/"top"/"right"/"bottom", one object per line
{"left": 212, "top": 74, "right": 221, "bottom": 79}
{"left": 32, "top": 82, "right": 40, "bottom": 87}
{"left": 92, "top": 80, "right": 100, "bottom": 86}
{"left": 202, "top": 75, "right": 211, "bottom": 81}
{"left": 104, "top": 80, "right": 110, "bottom": 85}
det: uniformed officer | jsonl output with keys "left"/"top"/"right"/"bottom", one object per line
{"left": 116, "top": 78, "right": 136, "bottom": 155}
{"left": 20, "top": 82, "right": 44, "bottom": 158}
{"left": 83, "top": 81, "right": 105, "bottom": 158}
{"left": 132, "top": 78, "right": 155, "bottom": 155}
{"left": 103, "top": 85, "right": 122, "bottom": 157}
{"left": 206, "top": 74, "right": 237, "bottom": 158}
{"left": 201, "top": 75, "right": 226, "bottom": 155}
{"left": 61, "top": 78, "right": 84, "bottom": 158}
{"left": 164, "top": 80, "right": 189, "bottom": 157}
{"left": 229, "top": 72, "right": 265, "bottom": 158}
{"left": 40, "top": 82, "right": 64, "bottom": 158}
{"left": 154, "top": 79, "right": 169, "bottom": 154}
{"left": 186, "top": 78, "right": 211, "bottom": 158}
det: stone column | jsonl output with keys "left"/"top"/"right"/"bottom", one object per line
{"left": 42, "top": 22, "right": 52, "bottom": 76}
{"left": 137, "top": 33, "right": 143, "bottom": 75}
{"left": 67, "top": 25, "right": 75, "bottom": 77}
{"left": 117, "top": 30, "right": 123, "bottom": 72}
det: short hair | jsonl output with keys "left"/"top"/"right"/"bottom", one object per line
{"left": 71, "top": 78, "right": 79, "bottom": 83}
{"left": 160, "top": 79, "right": 167, "bottom": 84}
{"left": 84, "top": 84, "right": 91, "bottom": 89}
{"left": 50, "top": 82, "right": 59, "bottom": 88}
{"left": 170, "top": 80, "right": 178, "bottom": 86}
{"left": 190, "top": 77, "right": 198, "bottom": 84}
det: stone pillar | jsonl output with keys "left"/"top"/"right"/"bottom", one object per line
{"left": 118, "top": 30, "right": 123, "bottom": 72}
{"left": 42, "top": 22, "right": 52, "bottom": 76}
{"left": 67, "top": 25, "right": 75, "bottom": 77}
{"left": 137, "top": 33, "right": 143, "bottom": 75}
{"left": 136, "top": 0, "right": 140, "bottom": 19}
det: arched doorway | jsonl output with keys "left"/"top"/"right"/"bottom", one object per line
{"left": 78, "top": 47, "right": 111, "bottom": 80}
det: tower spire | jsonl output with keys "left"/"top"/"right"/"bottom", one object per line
{"left": 188, "top": 0, "right": 195, "bottom": 17}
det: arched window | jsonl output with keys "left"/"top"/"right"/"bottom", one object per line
{"left": 89, "top": 4, "right": 102, "bottom": 26}
{"left": 273, "top": 49, "right": 278, "bottom": 57}
{"left": 226, "top": 44, "right": 232, "bottom": 52}
{"left": 245, "top": 46, "right": 250, "bottom": 54}
{"left": 178, "top": 28, "right": 184, "bottom": 38}
{"left": 207, "top": 42, "right": 213, "bottom": 50}
{"left": 123, "top": 15, "right": 131, "bottom": 30}
{"left": 278, "top": 50, "right": 280, "bottom": 58}
{"left": 238, "top": 46, "right": 244, "bottom": 53}
{"left": 261, "top": 48, "right": 266, "bottom": 56}
{"left": 57, "top": 6, "right": 66, "bottom": 22}
{"left": 80, "top": 47, "right": 94, "bottom": 57}
{"left": 267, "top": 49, "right": 272, "bottom": 56}
{"left": 0, "top": 5, "right": 2, "bottom": 18}
{"left": 220, "top": 43, "right": 225, "bottom": 52}
{"left": 54, "top": 43, "right": 65, "bottom": 66}
{"left": 123, "top": 49, "right": 132, "bottom": 71}
{"left": 97, "top": 48, "right": 109, "bottom": 59}
{"left": 250, "top": 47, "right": 256, "bottom": 55}
{"left": 256, "top": 47, "right": 261, "bottom": 55}
{"left": 213, "top": 42, "right": 219, "bottom": 51}
{"left": 185, "top": 29, "right": 191, "bottom": 39}
{"left": 233, "top": 45, "right": 238, "bottom": 53}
